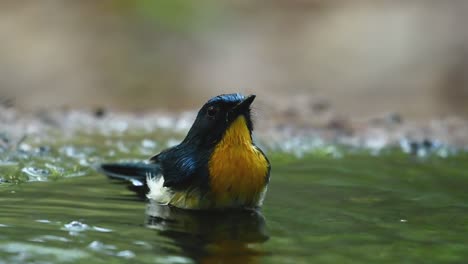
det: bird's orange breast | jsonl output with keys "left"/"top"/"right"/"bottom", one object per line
{"left": 208, "top": 116, "right": 268, "bottom": 208}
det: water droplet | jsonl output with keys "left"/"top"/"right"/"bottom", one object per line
{"left": 111, "top": 121, "right": 128, "bottom": 132}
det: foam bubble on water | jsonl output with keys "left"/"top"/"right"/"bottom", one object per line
{"left": 141, "top": 139, "right": 157, "bottom": 149}
{"left": 174, "top": 112, "right": 195, "bottom": 132}
{"left": 140, "top": 139, "right": 158, "bottom": 155}
{"left": 35, "top": 219, "right": 52, "bottom": 224}
{"left": 166, "top": 138, "right": 180, "bottom": 148}
{"left": 155, "top": 116, "right": 174, "bottom": 129}
{"left": 0, "top": 242, "right": 88, "bottom": 262}
{"left": 133, "top": 240, "right": 152, "bottom": 249}
{"left": 29, "top": 235, "right": 70, "bottom": 243}
{"left": 44, "top": 163, "right": 66, "bottom": 176}
{"left": 154, "top": 256, "right": 193, "bottom": 264}
{"left": 116, "top": 250, "right": 135, "bottom": 259}
{"left": 363, "top": 134, "right": 387, "bottom": 151}
{"left": 116, "top": 141, "right": 129, "bottom": 153}
{"left": 0, "top": 161, "right": 18, "bottom": 166}
{"left": 399, "top": 138, "right": 458, "bottom": 158}
{"left": 62, "top": 221, "right": 89, "bottom": 236}
{"left": 110, "top": 121, "right": 128, "bottom": 133}
{"left": 92, "top": 226, "right": 113, "bottom": 233}
{"left": 66, "top": 171, "right": 88, "bottom": 178}
{"left": 88, "top": 241, "right": 135, "bottom": 259}
{"left": 21, "top": 167, "right": 49, "bottom": 181}
{"left": 399, "top": 139, "right": 412, "bottom": 154}
{"left": 60, "top": 146, "right": 88, "bottom": 160}
{"left": 88, "top": 241, "right": 117, "bottom": 253}
{"left": 18, "top": 143, "right": 32, "bottom": 152}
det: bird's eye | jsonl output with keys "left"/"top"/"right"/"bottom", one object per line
{"left": 206, "top": 106, "right": 218, "bottom": 118}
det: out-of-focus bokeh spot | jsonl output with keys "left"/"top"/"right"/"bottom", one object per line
{"left": 0, "top": 1, "right": 467, "bottom": 120}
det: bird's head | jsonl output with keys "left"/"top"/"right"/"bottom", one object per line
{"left": 183, "top": 93, "right": 256, "bottom": 147}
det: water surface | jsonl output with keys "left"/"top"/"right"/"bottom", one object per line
{"left": 1, "top": 142, "right": 468, "bottom": 263}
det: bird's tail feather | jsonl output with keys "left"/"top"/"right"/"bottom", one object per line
{"left": 99, "top": 162, "right": 161, "bottom": 186}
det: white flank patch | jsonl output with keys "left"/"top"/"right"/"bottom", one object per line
{"left": 146, "top": 176, "right": 171, "bottom": 204}
{"left": 256, "top": 186, "right": 268, "bottom": 207}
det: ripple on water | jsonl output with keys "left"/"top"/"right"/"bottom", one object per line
{"left": 21, "top": 167, "right": 50, "bottom": 181}
{"left": 154, "top": 256, "right": 193, "bottom": 264}
{"left": 35, "top": 219, "right": 52, "bottom": 224}
{"left": 61, "top": 221, "right": 113, "bottom": 237}
{"left": 116, "top": 250, "right": 135, "bottom": 259}
{"left": 29, "top": 235, "right": 70, "bottom": 243}
{"left": 88, "top": 241, "right": 116, "bottom": 253}
{"left": 88, "top": 241, "right": 135, "bottom": 258}
{"left": 92, "top": 226, "right": 113, "bottom": 233}
{"left": 133, "top": 240, "right": 152, "bottom": 250}
{"left": 141, "top": 139, "right": 157, "bottom": 149}
{"left": 44, "top": 163, "right": 65, "bottom": 175}
{"left": 0, "top": 243, "right": 88, "bottom": 262}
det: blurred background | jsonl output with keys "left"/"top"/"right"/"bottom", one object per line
{"left": 1, "top": 0, "right": 467, "bottom": 121}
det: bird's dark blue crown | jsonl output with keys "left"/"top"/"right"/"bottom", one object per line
{"left": 207, "top": 93, "right": 245, "bottom": 105}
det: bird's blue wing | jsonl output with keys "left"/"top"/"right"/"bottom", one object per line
{"left": 155, "top": 145, "right": 203, "bottom": 188}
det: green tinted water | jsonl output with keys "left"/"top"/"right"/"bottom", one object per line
{"left": 1, "top": 136, "right": 468, "bottom": 263}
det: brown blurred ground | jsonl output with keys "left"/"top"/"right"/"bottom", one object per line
{"left": 0, "top": 1, "right": 467, "bottom": 121}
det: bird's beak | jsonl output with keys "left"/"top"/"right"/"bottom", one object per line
{"left": 231, "top": 95, "right": 256, "bottom": 116}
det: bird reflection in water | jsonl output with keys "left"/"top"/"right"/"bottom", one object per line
{"left": 146, "top": 202, "right": 269, "bottom": 263}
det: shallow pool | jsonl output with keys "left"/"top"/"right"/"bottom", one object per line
{"left": 1, "top": 143, "right": 468, "bottom": 263}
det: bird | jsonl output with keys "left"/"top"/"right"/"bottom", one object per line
{"left": 99, "top": 93, "right": 271, "bottom": 210}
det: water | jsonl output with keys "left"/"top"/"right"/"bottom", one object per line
{"left": 1, "top": 138, "right": 468, "bottom": 263}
